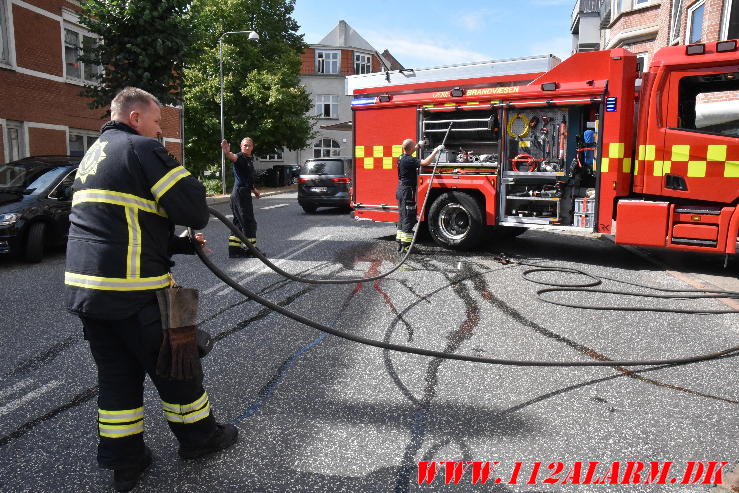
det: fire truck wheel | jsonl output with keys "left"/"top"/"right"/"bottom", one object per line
{"left": 428, "top": 192, "right": 484, "bottom": 250}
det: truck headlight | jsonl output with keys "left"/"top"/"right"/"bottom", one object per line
{"left": 0, "top": 213, "right": 20, "bottom": 226}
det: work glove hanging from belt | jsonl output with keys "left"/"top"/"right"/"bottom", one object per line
{"left": 156, "top": 287, "right": 202, "bottom": 380}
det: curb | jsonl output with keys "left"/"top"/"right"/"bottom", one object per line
{"left": 206, "top": 187, "right": 296, "bottom": 205}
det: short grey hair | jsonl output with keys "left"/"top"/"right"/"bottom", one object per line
{"left": 110, "top": 87, "right": 161, "bottom": 118}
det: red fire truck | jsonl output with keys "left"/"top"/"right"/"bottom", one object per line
{"left": 348, "top": 41, "right": 739, "bottom": 259}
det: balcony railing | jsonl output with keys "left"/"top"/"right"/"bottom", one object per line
{"left": 571, "top": 0, "right": 603, "bottom": 31}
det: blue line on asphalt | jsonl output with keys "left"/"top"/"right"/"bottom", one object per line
{"left": 229, "top": 331, "right": 328, "bottom": 424}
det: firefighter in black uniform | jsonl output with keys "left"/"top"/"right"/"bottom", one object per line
{"left": 396, "top": 139, "right": 444, "bottom": 253}
{"left": 65, "top": 88, "right": 237, "bottom": 492}
{"left": 220, "top": 137, "right": 261, "bottom": 258}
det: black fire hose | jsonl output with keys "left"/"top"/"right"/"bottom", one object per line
{"left": 188, "top": 222, "right": 739, "bottom": 367}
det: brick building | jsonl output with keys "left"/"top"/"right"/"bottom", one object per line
{"left": 275, "top": 20, "right": 402, "bottom": 169}
{"left": 0, "top": 0, "right": 182, "bottom": 165}
{"left": 571, "top": 0, "right": 739, "bottom": 68}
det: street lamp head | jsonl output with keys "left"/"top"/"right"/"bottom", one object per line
{"left": 248, "top": 31, "right": 260, "bottom": 42}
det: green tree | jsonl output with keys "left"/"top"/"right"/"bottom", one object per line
{"left": 183, "top": 0, "right": 314, "bottom": 175}
{"left": 78, "top": 0, "right": 194, "bottom": 110}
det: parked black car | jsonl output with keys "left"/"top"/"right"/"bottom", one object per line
{"left": 0, "top": 156, "right": 80, "bottom": 262}
{"left": 297, "top": 157, "right": 352, "bottom": 213}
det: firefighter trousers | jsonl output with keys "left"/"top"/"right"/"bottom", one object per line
{"left": 396, "top": 184, "right": 417, "bottom": 244}
{"left": 230, "top": 186, "right": 257, "bottom": 248}
{"left": 80, "top": 301, "right": 217, "bottom": 469}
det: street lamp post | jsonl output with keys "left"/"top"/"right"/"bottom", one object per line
{"left": 219, "top": 30, "right": 260, "bottom": 195}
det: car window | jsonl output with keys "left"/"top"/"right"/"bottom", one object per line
{"left": 0, "top": 164, "right": 31, "bottom": 189}
{"left": 49, "top": 168, "right": 77, "bottom": 199}
{"left": 25, "top": 166, "right": 71, "bottom": 195}
{"left": 301, "top": 160, "right": 344, "bottom": 175}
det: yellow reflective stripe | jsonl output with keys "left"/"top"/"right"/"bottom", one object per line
{"left": 163, "top": 403, "right": 210, "bottom": 424}
{"left": 726, "top": 161, "right": 739, "bottom": 178}
{"left": 65, "top": 272, "right": 170, "bottom": 291}
{"left": 608, "top": 143, "right": 624, "bottom": 159}
{"left": 99, "top": 421, "right": 144, "bottom": 438}
{"left": 151, "top": 166, "right": 190, "bottom": 201}
{"left": 73, "top": 189, "right": 167, "bottom": 217}
{"left": 124, "top": 206, "right": 141, "bottom": 278}
{"left": 98, "top": 407, "right": 144, "bottom": 423}
{"left": 161, "top": 392, "right": 208, "bottom": 414}
{"left": 687, "top": 161, "right": 707, "bottom": 177}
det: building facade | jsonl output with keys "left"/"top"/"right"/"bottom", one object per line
{"left": 274, "top": 20, "right": 402, "bottom": 169}
{"left": 571, "top": 0, "right": 739, "bottom": 68}
{"left": 0, "top": 0, "right": 182, "bottom": 165}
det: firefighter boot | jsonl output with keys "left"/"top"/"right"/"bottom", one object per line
{"left": 113, "top": 446, "right": 152, "bottom": 492}
{"left": 178, "top": 423, "right": 239, "bottom": 460}
{"left": 399, "top": 242, "right": 412, "bottom": 254}
{"left": 228, "top": 245, "right": 251, "bottom": 258}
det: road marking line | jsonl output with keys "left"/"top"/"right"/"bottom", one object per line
{"left": 216, "top": 234, "right": 332, "bottom": 296}
{"left": 260, "top": 204, "right": 289, "bottom": 210}
{"left": 0, "top": 380, "right": 63, "bottom": 417}
{"left": 0, "top": 378, "right": 34, "bottom": 401}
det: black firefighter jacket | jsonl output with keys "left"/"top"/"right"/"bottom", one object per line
{"left": 65, "top": 121, "right": 208, "bottom": 320}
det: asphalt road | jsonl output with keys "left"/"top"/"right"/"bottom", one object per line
{"left": 0, "top": 190, "right": 737, "bottom": 492}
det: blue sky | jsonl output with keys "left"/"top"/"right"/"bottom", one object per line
{"left": 292, "top": 0, "right": 575, "bottom": 69}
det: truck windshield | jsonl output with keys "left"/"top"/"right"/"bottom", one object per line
{"left": 678, "top": 72, "right": 739, "bottom": 137}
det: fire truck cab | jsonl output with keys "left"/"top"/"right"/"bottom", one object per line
{"left": 349, "top": 41, "right": 739, "bottom": 257}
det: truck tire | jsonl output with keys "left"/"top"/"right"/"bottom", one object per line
{"left": 24, "top": 222, "right": 46, "bottom": 263}
{"left": 428, "top": 192, "right": 484, "bottom": 250}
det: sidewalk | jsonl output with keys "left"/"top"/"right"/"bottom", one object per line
{"left": 205, "top": 184, "right": 297, "bottom": 205}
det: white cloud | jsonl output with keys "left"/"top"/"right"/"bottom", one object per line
{"left": 530, "top": 0, "right": 572, "bottom": 5}
{"left": 529, "top": 36, "right": 572, "bottom": 61}
{"left": 362, "top": 30, "right": 491, "bottom": 68}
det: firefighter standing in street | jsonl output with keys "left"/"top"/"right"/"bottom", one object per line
{"left": 396, "top": 139, "right": 444, "bottom": 253}
{"left": 220, "top": 137, "right": 261, "bottom": 258}
{"left": 65, "top": 87, "right": 238, "bottom": 492}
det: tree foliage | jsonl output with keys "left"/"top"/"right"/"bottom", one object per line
{"left": 183, "top": 0, "right": 314, "bottom": 173}
{"left": 78, "top": 0, "right": 194, "bottom": 110}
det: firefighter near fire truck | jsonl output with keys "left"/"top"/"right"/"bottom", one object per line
{"left": 64, "top": 88, "right": 237, "bottom": 492}
{"left": 349, "top": 40, "right": 739, "bottom": 261}
{"left": 396, "top": 139, "right": 445, "bottom": 253}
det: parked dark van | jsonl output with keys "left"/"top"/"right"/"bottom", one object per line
{"left": 297, "top": 157, "right": 352, "bottom": 213}
{"left": 0, "top": 156, "right": 80, "bottom": 262}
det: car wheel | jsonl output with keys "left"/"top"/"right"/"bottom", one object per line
{"left": 427, "top": 192, "right": 484, "bottom": 250}
{"left": 301, "top": 204, "right": 318, "bottom": 214}
{"left": 24, "top": 222, "right": 46, "bottom": 263}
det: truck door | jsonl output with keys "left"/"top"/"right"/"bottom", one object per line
{"left": 659, "top": 68, "right": 739, "bottom": 203}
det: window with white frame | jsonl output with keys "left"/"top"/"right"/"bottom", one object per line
{"left": 635, "top": 52, "right": 648, "bottom": 73}
{"left": 6, "top": 121, "right": 25, "bottom": 162}
{"left": 315, "top": 50, "right": 339, "bottom": 74}
{"left": 0, "top": 0, "right": 9, "bottom": 65}
{"left": 69, "top": 130, "right": 98, "bottom": 157}
{"left": 260, "top": 151, "right": 283, "bottom": 161}
{"left": 722, "top": 0, "right": 738, "bottom": 40}
{"left": 64, "top": 25, "right": 100, "bottom": 82}
{"left": 315, "top": 95, "right": 339, "bottom": 118}
{"left": 670, "top": 0, "right": 684, "bottom": 44}
{"left": 354, "top": 52, "right": 371, "bottom": 74}
{"left": 687, "top": 1, "right": 704, "bottom": 44}
{"left": 313, "top": 138, "right": 340, "bottom": 158}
